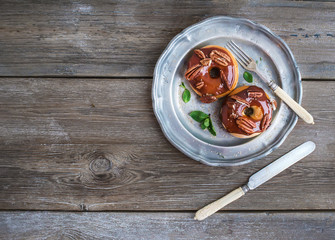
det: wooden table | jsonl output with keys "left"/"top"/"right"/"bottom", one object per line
{"left": 1, "top": 1, "right": 334, "bottom": 239}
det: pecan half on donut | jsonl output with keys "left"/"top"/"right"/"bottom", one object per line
{"left": 211, "top": 56, "right": 228, "bottom": 67}
{"left": 200, "top": 58, "right": 212, "bottom": 66}
{"left": 230, "top": 95, "right": 250, "bottom": 107}
{"left": 210, "top": 50, "right": 231, "bottom": 62}
{"left": 236, "top": 116, "right": 256, "bottom": 134}
{"left": 185, "top": 64, "right": 202, "bottom": 80}
{"left": 220, "top": 71, "right": 231, "bottom": 90}
{"left": 200, "top": 95, "right": 217, "bottom": 103}
{"left": 271, "top": 99, "right": 277, "bottom": 111}
{"left": 194, "top": 49, "right": 206, "bottom": 59}
{"left": 261, "top": 113, "right": 270, "bottom": 130}
{"left": 247, "top": 90, "right": 263, "bottom": 98}
{"left": 196, "top": 81, "right": 204, "bottom": 89}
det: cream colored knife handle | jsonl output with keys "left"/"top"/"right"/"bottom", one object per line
{"left": 194, "top": 187, "right": 245, "bottom": 221}
{"left": 274, "top": 87, "right": 314, "bottom": 124}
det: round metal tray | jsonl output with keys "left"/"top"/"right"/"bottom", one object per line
{"left": 152, "top": 16, "right": 301, "bottom": 166}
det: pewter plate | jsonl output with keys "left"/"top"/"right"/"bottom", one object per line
{"left": 152, "top": 16, "right": 301, "bottom": 166}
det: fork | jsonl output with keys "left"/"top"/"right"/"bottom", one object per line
{"left": 227, "top": 40, "right": 314, "bottom": 124}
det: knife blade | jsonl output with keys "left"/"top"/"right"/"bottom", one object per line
{"left": 247, "top": 141, "right": 316, "bottom": 190}
{"left": 194, "top": 141, "right": 316, "bottom": 221}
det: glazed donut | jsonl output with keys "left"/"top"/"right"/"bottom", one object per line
{"left": 220, "top": 85, "right": 276, "bottom": 138}
{"left": 184, "top": 45, "right": 239, "bottom": 103}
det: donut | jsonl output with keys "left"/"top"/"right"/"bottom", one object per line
{"left": 184, "top": 45, "right": 239, "bottom": 103}
{"left": 220, "top": 85, "right": 276, "bottom": 138}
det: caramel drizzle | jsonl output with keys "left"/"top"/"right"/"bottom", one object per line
{"left": 200, "top": 95, "right": 216, "bottom": 103}
{"left": 186, "top": 47, "right": 235, "bottom": 100}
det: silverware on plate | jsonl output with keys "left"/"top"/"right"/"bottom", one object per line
{"left": 194, "top": 141, "right": 316, "bottom": 221}
{"left": 227, "top": 40, "right": 314, "bottom": 124}
{"left": 153, "top": 16, "right": 303, "bottom": 166}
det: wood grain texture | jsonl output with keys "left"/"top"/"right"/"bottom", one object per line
{"left": 0, "top": 78, "right": 334, "bottom": 211}
{"left": 0, "top": 0, "right": 334, "bottom": 78}
{"left": 1, "top": 211, "right": 335, "bottom": 240}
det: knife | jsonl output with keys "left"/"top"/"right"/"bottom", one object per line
{"left": 194, "top": 141, "right": 316, "bottom": 221}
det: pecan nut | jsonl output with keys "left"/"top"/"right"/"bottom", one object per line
{"left": 185, "top": 64, "right": 202, "bottom": 80}
{"left": 196, "top": 81, "right": 204, "bottom": 89}
{"left": 212, "top": 56, "right": 228, "bottom": 67}
{"left": 227, "top": 100, "right": 235, "bottom": 110}
{"left": 200, "top": 95, "right": 217, "bottom": 103}
{"left": 236, "top": 117, "right": 256, "bottom": 134}
{"left": 194, "top": 49, "right": 206, "bottom": 59}
{"left": 230, "top": 95, "right": 250, "bottom": 107}
{"left": 230, "top": 112, "right": 238, "bottom": 119}
{"left": 210, "top": 50, "right": 231, "bottom": 67}
{"left": 261, "top": 113, "right": 270, "bottom": 131}
{"left": 271, "top": 99, "right": 277, "bottom": 111}
{"left": 210, "top": 50, "right": 231, "bottom": 62}
{"left": 220, "top": 71, "right": 232, "bottom": 90}
{"left": 237, "top": 116, "right": 256, "bottom": 128}
{"left": 200, "top": 58, "right": 212, "bottom": 66}
{"left": 247, "top": 90, "right": 263, "bottom": 98}
{"left": 237, "top": 124, "right": 254, "bottom": 134}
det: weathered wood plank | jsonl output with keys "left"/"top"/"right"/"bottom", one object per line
{"left": 0, "top": 78, "right": 334, "bottom": 211}
{"left": 1, "top": 211, "right": 334, "bottom": 240}
{"left": 0, "top": 78, "right": 332, "bottom": 145}
{"left": 0, "top": 0, "right": 334, "bottom": 78}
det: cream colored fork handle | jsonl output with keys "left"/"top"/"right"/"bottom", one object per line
{"left": 194, "top": 187, "right": 245, "bottom": 221}
{"left": 256, "top": 70, "right": 314, "bottom": 124}
{"left": 274, "top": 87, "right": 314, "bottom": 124}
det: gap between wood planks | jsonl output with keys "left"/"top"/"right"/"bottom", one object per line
{"left": 1, "top": 209, "right": 335, "bottom": 213}
{"left": 0, "top": 76, "right": 334, "bottom": 81}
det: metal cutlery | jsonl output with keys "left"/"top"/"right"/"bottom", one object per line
{"left": 226, "top": 40, "right": 314, "bottom": 124}
{"left": 194, "top": 141, "right": 316, "bottom": 221}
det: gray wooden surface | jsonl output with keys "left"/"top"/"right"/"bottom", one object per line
{"left": 0, "top": 0, "right": 334, "bottom": 78}
{"left": 0, "top": 79, "right": 334, "bottom": 211}
{"left": 0, "top": 0, "right": 335, "bottom": 239}
{"left": 1, "top": 211, "right": 335, "bottom": 240}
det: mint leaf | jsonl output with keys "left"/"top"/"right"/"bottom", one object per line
{"left": 182, "top": 89, "right": 191, "bottom": 103}
{"left": 180, "top": 82, "right": 190, "bottom": 103}
{"left": 243, "top": 71, "right": 253, "bottom": 83}
{"left": 189, "top": 111, "right": 209, "bottom": 122}
{"left": 208, "top": 117, "right": 216, "bottom": 136}
{"left": 203, "top": 118, "right": 210, "bottom": 128}
{"left": 208, "top": 127, "right": 216, "bottom": 136}
{"left": 190, "top": 112, "right": 216, "bottom": 136}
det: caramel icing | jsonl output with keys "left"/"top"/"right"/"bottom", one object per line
{"left": 186, "top": 46, "right": 237, "bottom": 99}
{"left": 220, "top": 86, "right": 274, "bottom": 135}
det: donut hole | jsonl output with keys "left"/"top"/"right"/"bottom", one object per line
{"left": 244, "top": 107, "right": 254, "bottom": 116}
{"left": 249, "top": 105, "right": 264, "bottom": 121}
{"left": 209, "top": 67, "right": 221, "bottom": 78}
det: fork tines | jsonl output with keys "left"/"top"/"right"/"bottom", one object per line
{"left": 226, "top": 40, "right": 253, "bottom": 68}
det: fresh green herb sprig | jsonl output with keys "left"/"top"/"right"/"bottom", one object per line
{"left": 180, "top": 82, "right": 191, "bottom": 103}
{"left": 243, "top": 71, "right": 253, "bottom": 83}
{"left": 189, "top": 111, "right": 216, "bottom": 136}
